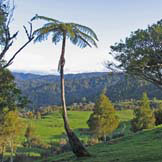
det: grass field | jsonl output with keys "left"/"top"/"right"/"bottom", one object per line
{"left": 13, "top": 110, "right": 162, "bottom": 162}
{"left": 31, "top": 110, "right": 162, "bottom": 162}
{"left": 27, "top": 111, "right": 92, "bottom": 143}
{"left": 24, "top": 110, "right": 133, "bottom": 143}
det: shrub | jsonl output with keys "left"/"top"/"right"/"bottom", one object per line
{"left": 87, "top": 137, "right": 99, "bottom": 146}
{"left": 27, "top": 112, "right": 34, "bottom": 119}
{"left": 24, "top": 124, "right": 35, "bottom": 148}
{"left": 35, "top": 112, "right": 41, "bottom": 119}
{"left": 131, "top": 92, "right": 155, "bottom": 132}
{"left": 112, "top": 123, "right": 126, "bottom": 139}
{"left": 59, "top": 138, "right": 67, "bottom": 146}
{"left": 154, "top": 106, "right": 162, "bottom": 125}
{"left": 23, "top": 136, "right": 49, "bottom": 149}
{"left": 98, "top": 136, "right": 111, "bottom": 142}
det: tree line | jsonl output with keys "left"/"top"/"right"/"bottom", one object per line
{"left": 14, "top": 72, "right": 162, "bottom": 109}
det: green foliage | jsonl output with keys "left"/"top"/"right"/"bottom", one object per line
{"left": 1, "top": 111, "right": 23, "bottom": 138}
{"left": 0, "top": 68, "right": 28, "bottom": 112}
{"left": 32, "top": 15, "right": 98, "bottom": 48}
{"left": 0, "top": 110, "right": 24, "bottom": 161}
{"left": 154, "top": 105, "right": 162, "bottom": 125}
{"left": 0, "top": 0, "right": 8, "bottom": 47}
{"left": 87, "top": 92, "right": 119, "bottom": 137}
{"left": 109, "top": 19, "right": 162, "bottom": 88}
{"left": 131, "top": 92, "right": 155, "bottom": 132}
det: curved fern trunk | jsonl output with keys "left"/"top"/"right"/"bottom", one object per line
{"left": 59, "top": 34, "right": 90, "bottom": 157}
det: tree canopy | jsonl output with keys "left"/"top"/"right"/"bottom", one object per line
{"left": 87, "top": 92, "right": 119, "bottom": 138}
{"left": 31, "top": 15, "right": 98, "bottom": 48}
{"left": 0, "top": 68, "right": 28, "bottom": 112}
{"left": 0, "top": 110, "right": 23, "bottom": 162}
{"left": 108, "top": 19, "right": 162, "bottom": 89}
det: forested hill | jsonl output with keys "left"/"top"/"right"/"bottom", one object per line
{"left": 13, "top": 72, "right": 162, "bottom": 109}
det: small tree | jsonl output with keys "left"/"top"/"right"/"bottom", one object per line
{"left": 25, "top": 124, "right": 35, "bottom": 149}
{"left": 0, "top": 110, "right": 23, "bottom": 162}
{"left": 87, "top": 92, "right": 119, "bottom": 141}
{"left": 27, "top": 111, "right": 34, "bottom": 119}
{"left": 131, "top": 92, "right": 155, "bottom": 132}
{"left": 35, "top": 112, "right": 41, "bottom": 120}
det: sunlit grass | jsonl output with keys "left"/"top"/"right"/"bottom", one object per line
{"left": 22, "top": 110, "right": 133, "bottom": 143}
{"left": 37, "top": 124, "right": 162, "bottom": 162}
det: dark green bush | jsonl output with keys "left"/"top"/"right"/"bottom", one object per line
{"left": 154, "top": 107, "right": 162, "bottom": 125}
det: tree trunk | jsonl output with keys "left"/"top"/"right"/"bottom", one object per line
{"left": 10, "top": 140, "right": 13, "bottom": 162}
{"left": 104, "top": 135, "right": 106, "bottom": 143}
{"left": 59, "top": 34, "right": 90, "bottom": 157}
{"left": 1, "top": 145, "right": 5, "bottom": 162}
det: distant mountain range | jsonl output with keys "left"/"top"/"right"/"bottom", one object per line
{"left": 13, "top": 72, "right": 162, "bottom": 109}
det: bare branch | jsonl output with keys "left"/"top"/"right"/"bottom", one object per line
{"left": 6, "top": 3, "right": 15, "bottom": 27}
{"left": 0, "top": 28, "right": 18, "bottom": 61}
{"left": 2, "top": 23, "right": 34, "bottom": 68}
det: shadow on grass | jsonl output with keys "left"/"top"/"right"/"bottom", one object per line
{"left": 17, "top": 147, "right": 45, "bottom": 155}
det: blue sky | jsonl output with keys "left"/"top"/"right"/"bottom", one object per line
{"left": 7, "top": 0, "right": 162, "bottom": 74}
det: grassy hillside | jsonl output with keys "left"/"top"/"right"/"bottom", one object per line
{"left": 11, "top": 110, "right": 162, "bottom": 162}
{"left": 21, "top": 110, "right": 162, "bottom": 162}
{"left": 43, "top": 126, "right": 162, "bottom": 162}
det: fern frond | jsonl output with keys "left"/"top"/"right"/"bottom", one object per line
{"left": 72, "top": 23, "right": 99, "bottom": 41}
{"left": 75, "top": 29, "right": 98, "bottom": 48}
{"left": 70, "top": 34, "right": 92, "bottom": 48}
{"left": 33, "top": 24, "right": 59, "bottom": 43}
{"left": 32, "top": 16, "right": 98, "bottom": 49}
{"left": 52, "top": 30, "right": 63, "bottom": 45}
{"left": 31, "top": 14, "right": 60, "bottom": 24}
{"left": 34, "top": 32, "right": 50, "bottom": 43}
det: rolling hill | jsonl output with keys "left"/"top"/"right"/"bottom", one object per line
{"left": 13, "top": 72, "right": 162, "bottom": 109}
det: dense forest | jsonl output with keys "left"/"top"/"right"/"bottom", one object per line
{"left": 13, "top": 72, "right": 162, "bottom": 109}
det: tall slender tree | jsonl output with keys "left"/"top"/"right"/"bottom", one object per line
{"left": 31, "top": 15, "right": 98, "bottom": 157}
